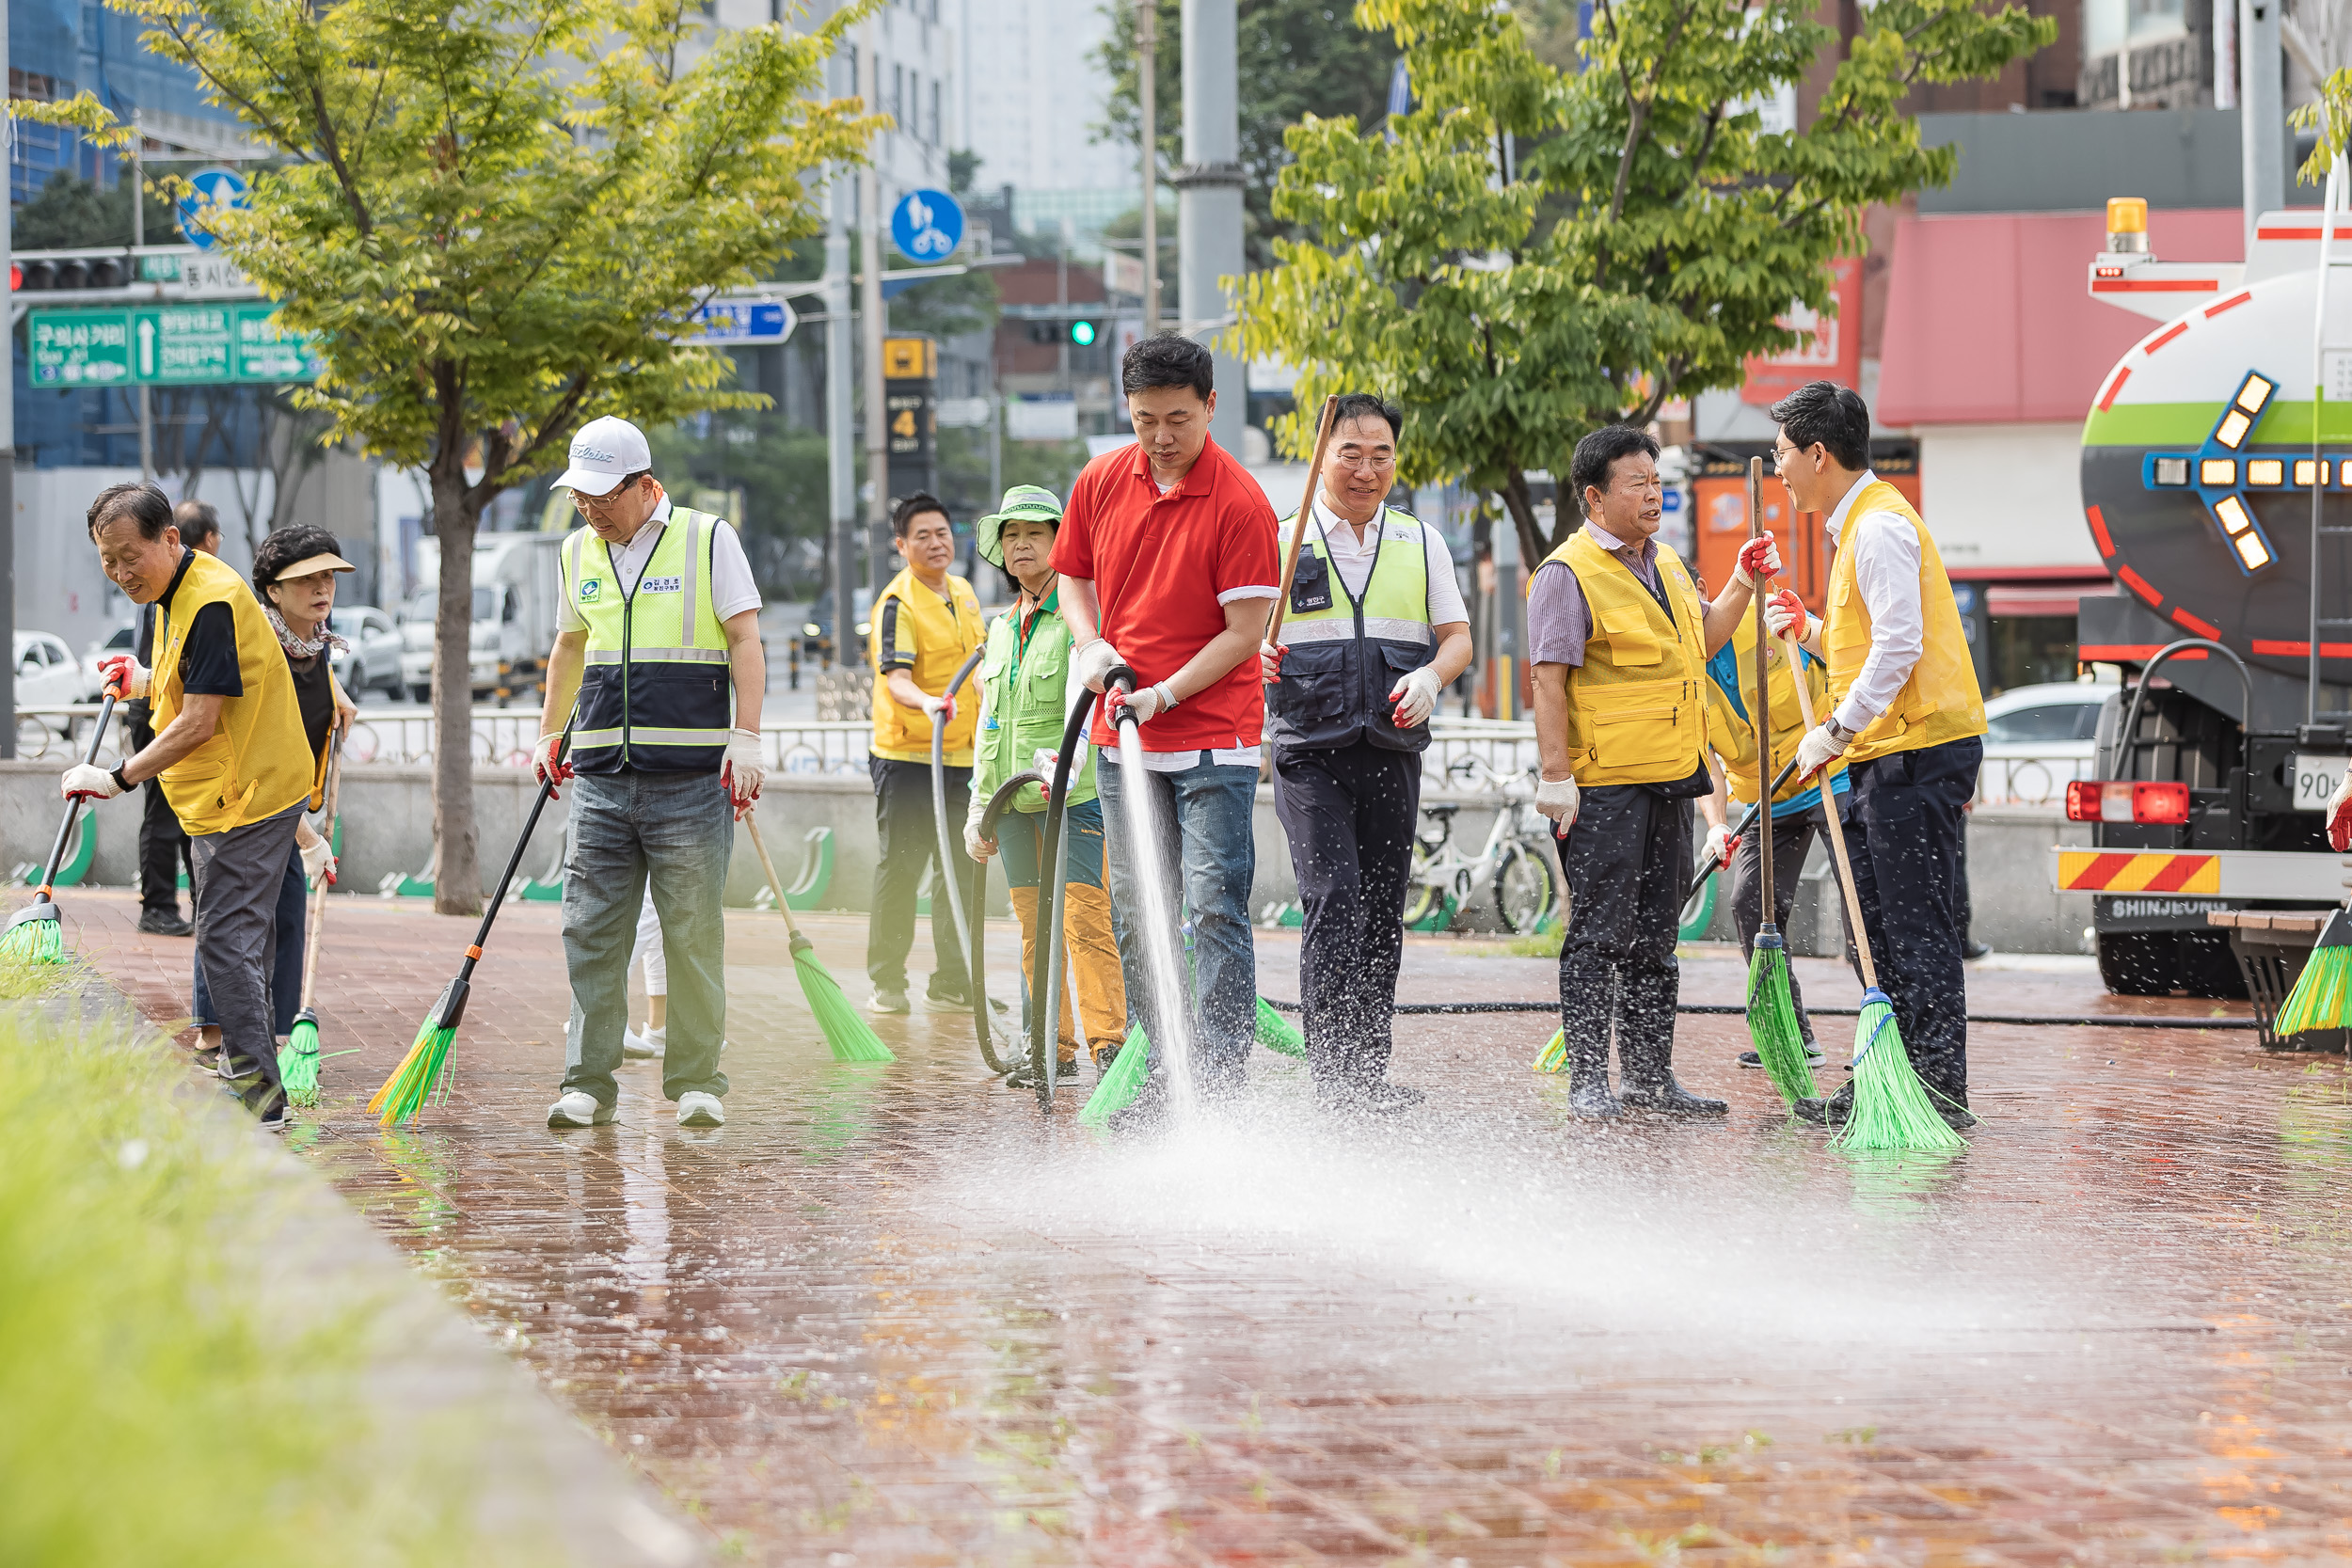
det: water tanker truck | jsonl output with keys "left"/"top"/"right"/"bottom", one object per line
{"left": 2062, "top": 197, "right": 2352, "bottom": 1000}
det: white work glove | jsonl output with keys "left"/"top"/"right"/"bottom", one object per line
{"left": 964, "top": 787, "right": 994, "bottom": 863}
{"left": 1764, "top": 587, "right": 1818, "bottom": 647}
{"left": 1731, "top": 533, "right": 1783, "bottom": 590}
{"left": 299, "top": 833, "right": 338, "bottom": 887}
{"left": 1702, "top": 820, "right": 1738, "bottom": 870}
{"left": 61, "top": 762, "right": 122, "bottom": 801}
{"left": 1534, "top": 773, "right": 1580, "bottom": 827}
{"left": 917, "top": 690, "right": 956, "bottom": 723}
{"left": 1071, "top": 638, "right": 1124, "bottom": 693}
{"left": 1113, "top": 682, "right": 1174, "bottom": 724}
{"left": 532, "top": 732, "right": 574, "bottom": 795}
{"left": 1793, "top": 721, "right": 1849, "bottom": 783}
{"left": 1259, "top": 640, "right": 1287, "bottom": 684}
{"left": 1389, "top": 665, "right": 1444, "bottom": 728}
{"left": 722, "top": 728, "right": 765, "bottom": 809}
{"left": 2328, "top": 768, "right": 2352, "bottom": 853}
{"left": 95, "top": 654, "right": 149, "bottom": 699}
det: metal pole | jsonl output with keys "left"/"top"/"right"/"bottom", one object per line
{"left": 2311, "top": 153, "right": 2341, "bottom": 728}
{"left": 825, "top": 166, "right": 857, "bottom": 667}
{"left": 1057, "top": 217, "right": 1071, "bottom": 397}
{"left": 0, "top": 0, "right": 13, "bottom": 759}
{"left": 2243, "top": 0, "right": 2285, "bottom": 251}
{"left": 1176, "top": 0, "right": 1246, "bottom": 454}
{"left": 1138, "top": 0, "right": 1160, "bottom": 338}
{"left": 860, "top": 19, "right": 889, "bottom": 603}
{"left": 133, "top": 111, "right": 151, "bottom": 483}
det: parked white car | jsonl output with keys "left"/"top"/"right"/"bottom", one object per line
{"left": 328, "top": 604, "right": 406, "bottom": 699}
{"left": 1977, "top": 679, "right": 2115, "bottom": 806}
{"left": 14, "top": 629, "right": 95, "bottom": 707}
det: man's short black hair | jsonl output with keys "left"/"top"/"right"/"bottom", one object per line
{"left": 1328, "top": 393, "right": 1402, "bottom": 442}
{"left": 1569, "top": 426, "right": 1661, "bottom": 516}
{"left": 87, "top": 481, "right": 175, "bottom": 542}
{"left": 252, "top": 523, "right": 343, "bottom": 595}
{"left": 1121, "top": 332, "right": 1215, "bottom": 401}
{"left": 172, "top": 498, "right": 220, "bottom": 546}
{"left": 1767, "top": 380, "right": 1871, "bottom": 471}
{"left": 891, "top": 492, "right": 950, "bottom": 540}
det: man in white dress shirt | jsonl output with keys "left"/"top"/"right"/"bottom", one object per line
{"left": 1766, "top": 382, "right": 1987, "bottom": 1130}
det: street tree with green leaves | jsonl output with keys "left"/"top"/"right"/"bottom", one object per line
{"left": 26, "top": 0, "right": 876, "bottom": 914}
{"left": 1232, "top": 0, "right": 2051, "bottom": 564}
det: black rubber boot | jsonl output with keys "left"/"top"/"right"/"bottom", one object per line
{"left": 1559, "top": 968, "right": 1622, "bottom": 1120}
{"left": 1616, "top": 973, "right": 1725, "bottom": 1116}
{"left": 1794, "top": 1081, "right": 1854, "bottom": 1125}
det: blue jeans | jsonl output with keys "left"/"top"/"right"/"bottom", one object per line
{"left": 560, "top": 768, "right": 734, "bottom": 1108}
{"left": 191, "top": 840, "right": 306, "bottom": 1037}
{"left": 1095, "top": 752, "right": 1257, "bottom": 1100}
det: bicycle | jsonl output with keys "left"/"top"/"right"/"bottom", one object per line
{"left": 1402, "top": 756, "right": 1561, "bottom": 935}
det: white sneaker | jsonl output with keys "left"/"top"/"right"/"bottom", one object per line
{"left": 676, "top": 1091, "right": 724, "bottom": 1128}
{"left": 548, "top": 1091, "right": 614, "bottom": 1128}
{"left": 623, "top": 1025, "right": 667, "bottom": 1060}
{"left": 868, "top": 988, "right": 910, "bottom": 1015}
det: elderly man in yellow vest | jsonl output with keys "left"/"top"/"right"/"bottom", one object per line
{"left": 866, "top": 492, "right": 986, "bottom": 1016}
{"left": 1767, "top": 381, "right": 1987, "bottom": 1132}
{"left": 72, "top": 482, "right": 322, "bottom": 1128}
{"left": 1526, "top": 426, "right": 1782, "bottom": 1121}
{"left": 534, "top": 416, "right": 767, "bottom": 1132}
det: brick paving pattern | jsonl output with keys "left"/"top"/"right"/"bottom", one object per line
{"left": 52, "top": 885, "right": 2352, "bottom": 1564}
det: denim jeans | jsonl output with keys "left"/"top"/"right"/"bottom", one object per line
{"left": 560, "top": 768, "right": 733, "bottom": 1109}
{"left": 191, "top": 840, "right": 306, "bottom": 1037}
{"left": 1095, "top": 752, "right": 1257, "bottom": 1101}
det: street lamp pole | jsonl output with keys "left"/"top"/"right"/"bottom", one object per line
{"left": 1138, "top": 0, "right": 1160, "bottom": 338}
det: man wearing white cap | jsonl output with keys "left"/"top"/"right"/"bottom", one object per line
{"left": 533, "top": 416, "right": 767, "bottom": 1130}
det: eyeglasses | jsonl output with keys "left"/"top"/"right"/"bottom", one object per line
{"left": 572, "top": 482, "right": 641, "bottom": 514}
{"left": 1330, "top": 449, "right": 1396, "bottom": 470}
{"left": 1772, "top": 441, "right": 1805, "bottom": 469}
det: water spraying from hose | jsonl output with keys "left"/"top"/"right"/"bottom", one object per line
{"left": 1105, "top": 668, "right": 1200, "bottom": 1123}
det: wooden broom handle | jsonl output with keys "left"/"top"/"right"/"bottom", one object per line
{"left": 742, "top": 809, "right": 806, "bottom": 942}
{"left": 1780, "top": 622, "right": 1880, "bottom": 992}
{"left": 294, "top": 736, "right": 344, "bottom": 1012}
{"left": 1748, "top": 457, "right": 1772, "bottom": 919}
{"left": 1263, "top": 396, "right": 1341, "bottom": 646}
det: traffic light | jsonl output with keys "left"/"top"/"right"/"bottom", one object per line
{"left": 1068, "top": 319, "right": 1098, "bottom": 347}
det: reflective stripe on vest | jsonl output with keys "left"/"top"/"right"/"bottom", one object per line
{"left": 1536, "top": 531, "right": 1710, "bottom": 788}
{"left": 562, "top": 508, "right": 734, "bottom": 774}
{"left": 1268, "top": 507, "right": 1437, "bottom": 753}
{"left": 1822, "top": 481, "right": 1987, "bottom": 765}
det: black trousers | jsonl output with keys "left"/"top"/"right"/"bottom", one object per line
{"left": 1724, "top": 800, "right": 1869, "bottom": 1051}
{"left": 1840, "top": 736, "right": 1981, "bottom": 1106}
{"left": 1557, "top": 784, "right": 1691, "bottom": 1082}
{"left": 1272, "top": 739, "right": 1421, "bottom": 1087}
{"left": 866, "top": 757, "right": 973, "bottom": 997}
{"left": 127, "top": 709, "right": 192, "bottom": 917}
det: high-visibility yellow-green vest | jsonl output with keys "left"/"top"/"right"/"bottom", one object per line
{"left": 1535, "top": 529, "right": 1711, "bottom": 788}
{"left": 561, "top": 509, "right": 734, "bottom": 773}
{"left": 1269, "top": 507, "right": 1437, "bottom": 752}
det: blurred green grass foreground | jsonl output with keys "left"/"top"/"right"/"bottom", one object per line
{"left": 0, "top": 982, "right": 496, "bottom": 1567}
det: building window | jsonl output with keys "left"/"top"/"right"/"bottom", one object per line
{"left": 892, "top": 64, "right": 904, "bottom": 131}
{"left": 929, "top": 80, "right": 940, "bottom": 146}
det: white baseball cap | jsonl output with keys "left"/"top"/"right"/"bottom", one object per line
{"left": 557, "top": 415, "right": 653, "bottom": 497}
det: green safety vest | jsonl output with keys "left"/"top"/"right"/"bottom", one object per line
{"left": 561, "top": 507, "right": 734, "bottom": 774}
{"left": 973, "top": 586, "right": 1096, "bottom": 815}
{"left": 1268, "top": 506, "right": 1438, "bottom": 753}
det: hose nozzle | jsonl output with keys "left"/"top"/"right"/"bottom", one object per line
{"left": 1103, "top": 663, "right": 1141, "bottom": 725}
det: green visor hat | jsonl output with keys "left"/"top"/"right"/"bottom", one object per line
{"left": 975, "top": 484, "right": 1065, "bottom": 567}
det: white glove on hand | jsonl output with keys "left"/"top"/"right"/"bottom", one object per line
{"left": 1259, "top": 640, "right": 1287, "bottom": 685}
{"left": 1390, "top": 665, "right": 1444, "bottom": 728}
{"left": 2329, "top": 767, "right": 2352, "bottom": 853}
{"left": 917, "top": 690, "right": 956, "bottom": 723}
{"left": 1731, "top": 533, "right": 1783, "bottom": 590}
{"left": 1071, "top": 638, "right": 1124, "bottom": 693}
{"left": 61, "top": 762, "right": 121, "bottom": 800}
{"left": 1793, "top": 721, "right": 1849, "bottom": 782}
{"left": 722, "top": 728, "right": 766, "bottom": 807}
{"left": 299, "top": 833, "right": 338, "bottom": 887}
{"left": 532, "top": 732, "right": 573, "bottom": 794}
{"left": 96, "top": 654, "right": 150, "bottom": 699}
{"left": 1117, "top": 683, "right": 1170, "bottom": 724}
{"left": 1702, "top": 820, "right": 1738, "bottom": 870}
{"left": 964, "top": 788, "right": 994, "bottom": 863}
{"left": 1534, "top": 773, "right": 1580, "bottom": 827}
{"left": 1764, "top": 588, "right": 1817, "bottom": 646}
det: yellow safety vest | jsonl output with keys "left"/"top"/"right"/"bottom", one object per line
{"left": 1535, "top": 530, "right": 1711, "bottom": 788}
{"left": 562, "top": 508, "right": 735, "bottom": 773}
{"left": 150, "top": 550, "right": 318, "bottom": 834}
{"left": 1822, "top": 480, "right": 1987, "bottom": 765}
{"left": 1703, "top": 635, "right": 1847, "bottom": 808}
{"left": 1270, "top": 506, "right": 1437, "bottom": 752}
{"left": 869, "top": 567, "right": 985, "bottom": 765}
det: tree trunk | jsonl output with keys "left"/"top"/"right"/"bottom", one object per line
{"left": 429, "top": 463, "right": 483, "bottom": 918}
{"left": 1499, "top": 467, "right": 1553, "bottom": 569}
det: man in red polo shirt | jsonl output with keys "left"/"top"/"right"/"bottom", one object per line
{"left": 1057, "top": 334, "right": 1279, "bottom": 1116}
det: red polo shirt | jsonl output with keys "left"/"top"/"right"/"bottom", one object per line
{"left": 1052, "top": 435, "right": 1279, "bottom": 750}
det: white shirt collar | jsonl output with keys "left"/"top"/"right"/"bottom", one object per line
{"left": 1823, "top": 469, "right": 1880, "bottom": 543}
{"left": 609, "top": 496, "right": 674, "bottom": 554}
{"left": 1311, "top": 493, "right": 1384, "bottom": 542}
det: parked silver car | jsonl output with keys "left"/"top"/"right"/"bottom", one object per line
{"left": 329, "top": 604, "right": 406, "bottom": 699}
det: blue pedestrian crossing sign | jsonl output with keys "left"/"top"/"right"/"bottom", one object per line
{"left": 889, "top": 189, "right": 963, "bottom": 263}
{"left": 177, "top": 167, "right": 250, "bottom": 253}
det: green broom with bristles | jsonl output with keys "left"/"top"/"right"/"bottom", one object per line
{"left": 370, "top": 723, "right": 572, "bottom": 1125}
{"left": 747, "top": 811, "right": 894, "bottom": 1063}
{"left": 2275, "top": 908, "right": 2352, "bottom": 1036}
{"left": 1741, "top": 466, "right": 1816, "bottom": 1109}
{"left": 278, "top": 736, "right": 345, "bottom": 1108}
{"left": 1079, "top": 1022, "right": 1151, "bottom": 1126}
{"left": 1781, "top": 627, "right": 1964, "bottom": 1153}
{"left": 1255, "top": 994, "right": 1305, "bottom": 1057}
{"left": 2, "top": 683, "right": 121, "bottom": 965}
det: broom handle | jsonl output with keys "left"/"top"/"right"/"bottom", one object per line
{"left": 1781, "top": 623, "right": 1879, "bottom": 991}
{"left": 1749, "top": 457, "right": 1772, "bottom": 928}
{"left": 742, "top": 809, "right": 804, "bottom": 942}
{"left": 1683, "top": 755, "right": 1803, "bottom": 903}
{"left": 34, "top": 687, "right": 120, "bottom": 895}
{"left": 294, "top": 736, "right": 343, "bottom": 1012}
{"left": 461, "top": 716, "right": 574, "bottom": 953}
{"left": 1262, "top": 396, "right": 1341, "bottom": 646}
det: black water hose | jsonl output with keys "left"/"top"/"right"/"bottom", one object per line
{"left": 1027, "top": 689, "right": 1104, "bottom": 1108}
{"left": 969, "top": 769, "right": 1046, "bottom": 1076}
{"left": 1251, "top": 995, "right": 2260, "bottom": 1028}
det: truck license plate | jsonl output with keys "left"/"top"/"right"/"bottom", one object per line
{"left": 2293, "top": 753, "right": 2347, "bottom": 813}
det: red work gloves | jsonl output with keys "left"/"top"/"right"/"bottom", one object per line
{"left": 1732, "top": 533, "right": 1782, "bottom": 590}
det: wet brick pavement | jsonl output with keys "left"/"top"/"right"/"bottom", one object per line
{"left": 52, "top": 885, "right": 2352, "bottom": 1565}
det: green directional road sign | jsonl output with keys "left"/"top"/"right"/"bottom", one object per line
{"left": 28, "top": 302, "right": 324, "bottom": 388}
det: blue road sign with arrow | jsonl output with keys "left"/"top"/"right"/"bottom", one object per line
{"left": 682, "top": 297, "right": 796, "bottom": 346}
{"left": 177, "top": 167, "right": 250, "bottom": 253}
{"left": 889, "top": 189, "right": 963, "bottom": 263}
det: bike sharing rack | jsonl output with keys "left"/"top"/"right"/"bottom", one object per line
{"left": 14, "top": 812, "right": 96, "bottom": 889}
{"left": 748, "top": 825, "right": 834, "bottom": 911}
